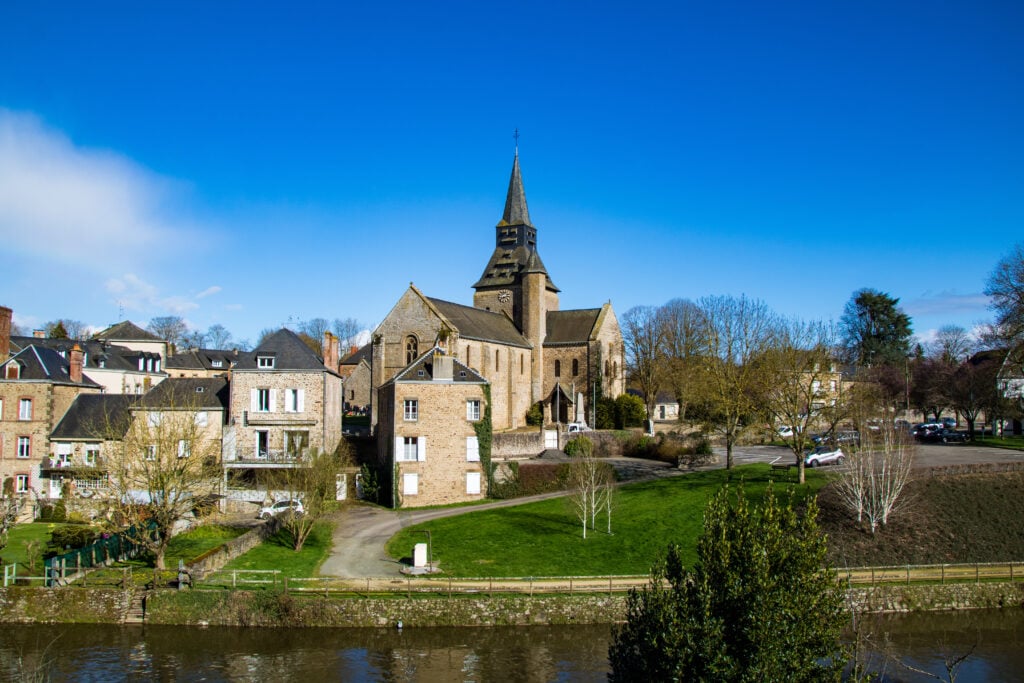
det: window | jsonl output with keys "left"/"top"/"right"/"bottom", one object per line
{"left": 147, "top": 411, "right": 162, "bottom": 427}
{"left": 467, "top": 471, "right": 481, "bottom": 495}
{"left": 257, "top": 389, "right": 271, "bottom": 412}
{"left": 256, "top": 431, "right": 269, "bottom": 459}
{"left": 0, "top": 398, "right": 3, "bottom": 419}
{"left": 257, "top": 355, "right": 275, "bottom": 369}
{"left": 55, "top": 443, "right": 71, "bottom": 466}
{"left": 520, "top": 354, "right": 524, "bottom": 375}
{"left": 285, "top": 389, "right": 304, "bottom": 413}
{"left": 829, "top": 380, "right": 837, "bottom": 392}
{"left": 554, "top": 360, "right": 561, "bottom": 377}
{"left": 572, "top": 359, "right": 579, "bottom": 377}
{"left": 466, "top": 436, "right": 480, "bottom": 462}
{"left": 403, "top": 399, "right": 418, "bottom": 421}
{"left": 211, "top": 360, "right": 223, "bottom": 368}
{"left": 405, "top": 336, "right": 419, "bottom": 364}
{"left": 85, "top": 445, "right": 99, "bottom": 466}
{"left": 402, "top": 473, "right": 419, "bottom": 496}
{"left": 6, "top": 362, "right": 21, "bottom": 379}
{"left": 495, "top": 349, "right": 500, "bottom": 371}
{"left": 466, "top": 400, "right": 481, "bottom": 421}
{"left": 811, "top": 380, "right": 822, "bottom": 395}
{"left": 285, "top": 430, "right": 309, "bottom": 457}
{"left": 177, "top": 440, "right": 191, "bottom": 458}
{"left": 194, "top": 411, "right": 208, "bottom": 427}
{"left": 19, "top": 399, "right": 32, "bottom": 421}
{"left": 17, "top": 437, "right": 30, "bottom": 458}
{"left": 145, "top": 445, "right": 157, "bottom": 461}
{"left": 465, "top": 345, "right": 472, "bottom": 367}
{"left": 15, "top": 474, "right": 29, "bottom": 494}
{"left": 400, "top": 436, "right": 420, "bottom": 462}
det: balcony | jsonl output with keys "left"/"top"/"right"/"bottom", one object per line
{"left": 223, "top": 449, "right": 309, "bottom": 469}
{"left": 41, "top": 457, "right": 107, "bottom": 476}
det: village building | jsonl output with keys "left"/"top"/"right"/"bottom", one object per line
{"left": 165, "top": 348, "right": 238, "bottom": 378}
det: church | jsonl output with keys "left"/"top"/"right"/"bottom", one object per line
{"left": 367, "top": 151, "right": 625, "bottom": 432}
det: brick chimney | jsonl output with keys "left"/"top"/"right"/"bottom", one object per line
{"left": 69, "top": 343, "right": 84, "bottom": 383}
{"left": 0, "top": 306, "right": 11, "bottom": 360}
{"left": 432, "top": 349, "right": 453, "bottom": 381}
{"left": 33, "top": 329, "right": 45, "bottom": 338}
{"left": 323, "top": 332, "right": 337, "bottom": 371}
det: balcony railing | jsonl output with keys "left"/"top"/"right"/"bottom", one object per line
{"left": 224, "top": 449, "right": 309, "bottom": 465}
{"left": 41, "top": 457, "right": 107, "bottom": 474}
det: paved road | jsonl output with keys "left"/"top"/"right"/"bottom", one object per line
{"left": 723, "top": 442, "right": 1024, "bottom": 468}
{"left": 318, "top": 457, "right": 679, "bottom": 578}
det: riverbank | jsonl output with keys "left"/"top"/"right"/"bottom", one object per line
{"left": 3, "top": 582, "right": 1024, "bottom": 627}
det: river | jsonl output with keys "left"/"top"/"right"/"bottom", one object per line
{"left": 1, "top": 609, "right": 1022, "bottom": 682}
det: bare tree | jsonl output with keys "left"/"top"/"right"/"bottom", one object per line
{"left": 180, "top": 329, "right": 206, "bottom": 350}
{"left": 758, "top": 318, "right": 838, "bottom": 484}
{"left": 332, "top": 317, "right": 362, "bottom": 350}
{"left": 622, "top": 306, "right": 664, "bottom": 430}
{"left": 657, "top": 298, "right": 708, "bottom": 422}
{"left": 985, "top": 242, "right": 1024, "bottom": 343}
{"left": 834, "top": 423, "right": 914, "bottom": 533}
{"left": 45, "top": 319, "right": 89, "bottom": 340}
{"left": 928, "top": 324, "right": 974, "bottom": 365}
{"left": 205, "top": 324, "right": 233, "bottom": 349}
{"left": 277, "top": 445, "right": 352, "bottom": 551}
{"left": 298, "top": 318, "right": 330, "bottom": 355}
{"left": 147, "top": 316, "right": 189, "bottom": 347}
{"left": 99, "top": 390, "right": 222, "bottom": 576}
{"left": 695, "top": 295, "right": 779, "bottom": 469}
{"left": 567, "top": 453, "right": 614, "bottom": 539}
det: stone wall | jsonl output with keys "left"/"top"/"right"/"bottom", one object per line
{"left": 186, "top": 516, "right": 284, "bottom": 580}
{"left": 492, "top": 431, "right": 545, "bottom": 459}
{"left": 0, "top": 587, "right": 133, "bottom": 623}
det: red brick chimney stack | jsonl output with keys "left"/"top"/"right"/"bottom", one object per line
{"left": 323, "top": 332, "right": 338, "bottom": 371}
{"left": 69, "top": 343, "right": 84, "bottom": 383}
{"left": 0, "top": 306, "right": 11, "bottom": 360}
{"left": 33, "top": 329, "right": 45, "bottom": 338}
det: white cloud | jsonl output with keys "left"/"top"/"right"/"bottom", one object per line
{"left": 0, "top": 109, "right": 199, "bottom": 271}
{"left": 904, "top": 291, "right": 990, "bottom": 318}
{"left": 105, "top": 273, "right": 221, "bottom": 316}
{"left": 195, "top": 286, "right": 222, "bottom": 299}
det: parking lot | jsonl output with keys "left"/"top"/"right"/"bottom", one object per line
{"left": 723, "top": 441, "right": 1024, "bottom": 469}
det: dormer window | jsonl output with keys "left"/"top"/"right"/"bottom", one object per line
{"left": 6, "top": 362, "right": 21, "bottom": 379}
{"left": 257, "top": 355, "right": 275, "bottom": 369}
{"left": 211, "top": 360, "right": 223, "bottom": 369}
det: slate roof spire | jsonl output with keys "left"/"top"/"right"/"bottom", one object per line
{"left": 500, "top": 151, "right": 532, "bottom": 228}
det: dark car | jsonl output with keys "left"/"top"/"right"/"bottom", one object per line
{"left": 917, "top": 428, "right": 969, "bottom": 444}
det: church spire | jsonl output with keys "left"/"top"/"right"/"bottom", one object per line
{"left": 500, "top": 149, "right": 532, "bottom": 228}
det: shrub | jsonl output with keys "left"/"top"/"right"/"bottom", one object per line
{"left": 615, "top": 394, "right": 647, "bottom": 428}
{"left": 49, "top": 525, "right": 98, "bottom": 552}
{"left": 595, "top": 396, "right": 617, "bottom": 429}
{"left": 564, "top": 436, "right": 594, "bottom": 458}
{"left": 525, "top": 402, "right": 544, "bottom": 426}
{"left": 517, "top": 463, "right": 570, "bottom": 495}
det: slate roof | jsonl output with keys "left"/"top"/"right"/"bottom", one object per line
{"left": 51, "top": 394, "right": 136, "bottom": 440}
{"left": 137, "top": 377, "right": 230, "bottom": 411}
{"left": 545, "top": 309, "right": 602, "bottom": 346}
{"left": 9, "top": 337, "right": 161, "bottom": 373}
{"left": 427, "top": 297, "right": 532, "bottom": 348}
{"left": 0, "top": 345, "right": 101, "bottom": 387}
{"left": 165, "top": 348, "right": 238, "bottom": 372}
{"left": 233, "top": 328, "right": 334, "bottom": 372}
{"left": 500, "top": 153, "right": 532, "bottom": 228}
{"left": 340, "top": 343, "right": 371, "bottom": 366}
{"left": 392, "top": 348, "right": 487, "bottom": 384}
{"left": 92, "top": 320, "right": 163, "bottom": 342}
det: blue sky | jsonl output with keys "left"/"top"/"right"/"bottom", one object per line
{"left": 1, "top": 1, "right": 1021, "bottom": 348}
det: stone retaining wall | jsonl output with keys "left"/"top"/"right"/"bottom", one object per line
{"left": 492, "top": 431, "right": 545, "bottom": 458}
{"left": 186, "top": 517, "right": 283, "bottom": 580}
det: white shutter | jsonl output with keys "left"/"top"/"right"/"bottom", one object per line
{"left": 467, "top": 471, "right": 481, "bottom": 495}
{"left": 297, "top": 389, "right": 305, "bottom": 413}
{"left": 466, "top": 436, "right": 480, "bottom": 462}
{"left": 395, "top": 436, "right": 403, "bottom": 461}
{"left": 418, "top": 436, "right": 426, "bottom": 461}
{"left": 269, "top": 389, "right": 278, "bottom": 412}
{"left": 403, "top": 473, "right": 419, "bottom": 495}
{"left": 250, "top": 389, "right": 258, "bottom": 412}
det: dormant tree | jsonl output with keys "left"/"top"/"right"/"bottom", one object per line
{"left": 567, "top": 446, "right": 615, "bottom": 539}
{"left": 332, "top": 317, "right": 362, "bottom": 350}
{"left": 929, "top": 324, "right": 974, "bottom": 365}
{"left": 205, "top": 324, "right": 233, "bottom": 349}
{"left": 758, "top": 318, "right": 838, "bottom": 484}
{"left": 657, "top": 298, "right": 708, "bottom": 422}
{"left": 985, "top": 242, "right": 1024, "bottom": 343}
{"left": 834, "top": 421, "right": 914, "bottom": 533}
{"left": 695, "top": 295, "right": 779, "bottom": 469}
{"left": 147, "top": 315, "right": 190, "bottom": 348}
{"left": 277, "top": 444, "right": 353, "bottom": 551}
{"left": 622, "top": 306, "right": 664, "bottom": 430}
{"left": 101, "top": 392, "right": 222, "bottom": 573}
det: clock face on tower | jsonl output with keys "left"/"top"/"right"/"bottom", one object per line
{"left": 497, "top": 289, "right": 512, "bottom": 303}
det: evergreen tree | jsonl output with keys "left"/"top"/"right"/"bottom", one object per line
{"left": 609, "top": 485, "right": 846, "bottom": 682}
{"left": 840, "top": 288, "right": 913, "bottom": 367}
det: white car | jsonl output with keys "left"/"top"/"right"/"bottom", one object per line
{"left": 777, "top": 426, "right": 795, "bottom": 438}
{"left": 567, "top": 422, "right": 591, "bottom": 433}
{"left": 257, "top": 499, "right": 304, "bottom": 520}
{"left": 804, "top": 446, "right": 845, "bottom": 468}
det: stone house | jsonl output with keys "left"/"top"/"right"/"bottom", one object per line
{"left": 46, "top": 394, "right": 135, "bottom": 500}
{"left": 0, "top": 343, "right": 102, "bottom": 503}
{"left": 377, "top": 348, "right": 488, "bottom": 508}
{"left": 91, "top": 320, "right": 171, "bottom": 364}
{"left": 9, "top": 335, "right": 167, "bottom": 395}
{"left": 339, "top": 343, "right": 372, "bottom": 413}
{"left": 223, "top": 328, "right": 343, "bottom": 507}
{"left": 368, "top": 153, "right": 625, "bottom": 432}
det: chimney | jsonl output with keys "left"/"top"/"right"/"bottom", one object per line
{"left": 0, "top": 306, "right": 11, "bottom": 360}
{"left": 69, "top": 344, "right": 84, "bottom": 383}
{"left": 33, "top": 329, "right": 46, "bottom": 338}
{"left": 349, "top": 345, "right": 358, "bottom": 357}
{"left": 432, "top": 349, "right": 453, "bottom": 381}
{"left": 333, "top": 335, "right": 341, "bottom": 371}
{"left": 323, "top": 332, "right": 337, "bottom": 371}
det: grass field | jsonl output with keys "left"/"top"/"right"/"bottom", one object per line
{"left": 164, "top": 525, "right": 247, "bottom": 567}
{"left": 222, "top": 521, "right": 333, "bottom": 578}
{"left": 973, "top": 435, "right": 1024, "bottom": 451}
{"left": 0, "top": 522, "right": 78, "bottom": 570}
{"left": 386, "top": 464, "right": 831, "bottom": 577}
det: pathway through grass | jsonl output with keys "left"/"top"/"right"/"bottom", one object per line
{"left": 387, "top": 464, "right": 831, "bottom": 577}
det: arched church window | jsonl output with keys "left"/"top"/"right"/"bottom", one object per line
{"left": 613, "top": 361, "right": 618, "bottom": 378}
{"left": 495, "top": 349, "right": 500, "bottom": 371}
{"left": 605, "top": 360, "right": 610, "bottom": 377}
{"left": 405, "top": 336, "right": 418, "bottom": 364}
{"left": 520, "top": 354, "right": 524, "bottom": 375}
{"left": 572, "top": 359, "right": 579, "bottom": 377}
{"left": 466, "top": 346, "right": 471, "bottom": 367}
{"left": 555, "top": 360, "right": 561, "bottom": 377}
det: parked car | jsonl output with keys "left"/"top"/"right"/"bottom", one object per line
{"left": 940, "top": 417, "right": 957, "bottom": 429}
{"left": 566, "top": 422, "right": 591, "bottom": 433}
{"left": 911, "top": 422, "right": 944, "bottom": 437}
{"left": 812, "top": 430, "right": 860, "bottom": 448}
{"left": 804, "top": 446, "right": 845, "bottom": 468}
{"left": 777, "top": 425, "right": 795, "bottom": 438}
{"left": 917, "top": 428, "right": 969, "bottom": 444}
{"left": 257, "top": 499, "right": 304, "bottom": 520}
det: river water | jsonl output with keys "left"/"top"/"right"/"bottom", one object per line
{"left": 1, "top": 609, "right": 1022, "bottom": 682}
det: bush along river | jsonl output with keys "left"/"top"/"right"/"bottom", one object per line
{"left": 1, "top": 609, "right": 1023, "bottom": 682}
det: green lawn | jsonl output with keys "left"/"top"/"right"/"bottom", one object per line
{"left": 0, "top": 522, "right": 79, "bottom": 570}
{"left": 222, "top": 521, "right": 334, "bottom": 578}
{"left": 386, "top": 464, "right": 831, "bottom": 577}
{"left": 974, "top": 435, "right": 1024, "bottom": 451}
{"left": 165, "top": 524, "right": 247, "bottom": 567}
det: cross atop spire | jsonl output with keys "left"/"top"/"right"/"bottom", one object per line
{"left": 513, "top": 127, "right": 520, "bottom": 156}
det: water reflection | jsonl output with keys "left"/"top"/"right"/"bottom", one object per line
{"left": 0, "top": 610, "right": 1022, "bottom": 682}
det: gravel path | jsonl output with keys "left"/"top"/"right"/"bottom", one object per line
{"left": 318, "top": 457, "right": 681, "bottom": 578}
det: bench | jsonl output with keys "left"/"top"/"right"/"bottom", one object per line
{"left": 769, "top": 458, "right": 796, "bottom": 480}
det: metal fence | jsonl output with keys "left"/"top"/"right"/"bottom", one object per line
{"left": 43, "top": 523, "right": 154, "bottom": 587}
